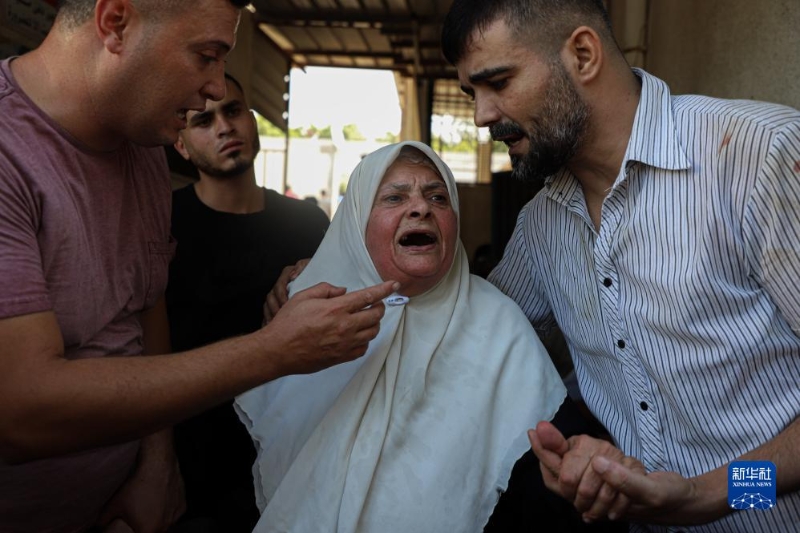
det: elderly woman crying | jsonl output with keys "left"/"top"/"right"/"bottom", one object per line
{"left": 235, "top": 141, "right": 567, "bottom": 533}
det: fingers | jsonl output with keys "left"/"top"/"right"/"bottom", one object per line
{"left": 529, "top": 421, "right": 575, "bottom": 495}
{"left": 572, "top": 462, "right": 610, "bottom": 514}
{"left": 275, "top": 265, "right": 295, "bottom": 299}
{"left": 292, "top": 282, "right": 347, "bottom": 300}
{"left": 262, "top": 280, "right": 401, "bottom": 375}
{"left": 534, "top": 420, "right": 570, "bottom": 455}
{"left": 263, "top": 264, "right": 303, "bottom": 325}
{"left": 580, "top": 479, "right": 620, "bottom": 522}
{"left": 606, "top": 489, "right": 632, "bottom": 521}
{"left": 263, "top": 292, "right": 279, "bottom": 325}
{"left": 528, "top": 428, "right": 563, "bottom": 492}
{"left": 576, "top": 455, "right": 642, "bottom": 522}
{"left": 592, "top": 455, "right": 633, "bottom": 490}
{"left": 579, "top": 451, "right": 649, "bottom": 522}
{"left": 338, "top": 280, "right": 400, "bottom": 311}
{"left": 541, "top": 430, "right": 621, "bottom": 505}
{"left": 291, "top": 258, "right": 311, "bottom": 280}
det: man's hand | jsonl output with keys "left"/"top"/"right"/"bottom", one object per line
{"left": 530, "top": 421, "right": 720, "bottom": 526}
{"left": 263, "top": 259, "right": 311, "bottom": 325}
{"left": 96, "top": 430, "right": 186, "bottom": 533}
{"left": 591, "top": 455, "right": 711, "bottom": 525}
{"left": 262, "top": 280, "right": 399, "bottom": 375}
{"left": 528, "top": 421, "right": 644, "bottom": 523}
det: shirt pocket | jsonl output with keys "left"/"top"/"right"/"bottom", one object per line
{"left": 145, "top": 237, "right": 177, "bottom": 308}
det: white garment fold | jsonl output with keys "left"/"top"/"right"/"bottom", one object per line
{"left": 235, "top": 141, "right": 566, "bottom": 533}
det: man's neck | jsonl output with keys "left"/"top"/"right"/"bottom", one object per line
{"left": 11, "top": 27, "right": 124, "bottom": 152}
{"left": 194, "top": 170, "right": 264, "bottom": 214}
{"left": 563, "top": 66, "right": 642, "bottom": 232}
{"left": 569, "top": 68, "right": 642, "bottom": 202}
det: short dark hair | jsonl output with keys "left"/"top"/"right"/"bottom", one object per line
{"left": 441, "top": 0, "right": 616, "bottom": 65}
{"left": 57, "top": 0, "right": 249, "bottom": 28}
{"left": 224, "top": 72, "right": 246, "bottom": 97}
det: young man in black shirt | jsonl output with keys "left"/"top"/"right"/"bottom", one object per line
{"left": 168, "top": 73, "right": 330, "bottom": 531}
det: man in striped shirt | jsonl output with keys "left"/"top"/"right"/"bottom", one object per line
{"left": 443, "top": 1, "right": 800, "bottom": 532}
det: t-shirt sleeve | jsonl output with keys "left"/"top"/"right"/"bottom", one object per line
{"left": 0, "top": 156, "right": 51, "bottom": 318}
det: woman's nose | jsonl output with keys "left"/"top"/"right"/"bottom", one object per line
{"left": 408, "top": 195, "right": 431, "bottom": 218}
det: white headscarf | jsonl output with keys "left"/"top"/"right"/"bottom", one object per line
{"left": 235, "top": 141, "right": 566, "bottom": 533}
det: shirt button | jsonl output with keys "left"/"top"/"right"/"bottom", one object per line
{"left": 640, "top": 401, "right": 649, "bottom": 411}
{"left": 617, "top": 339, "right": 626, "bottom": 349}
{"left": 602, "top": 278, "right": 612, "bottom": 287}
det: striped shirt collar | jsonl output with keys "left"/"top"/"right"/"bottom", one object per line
{"left": 545, "top": 68, "right": 692, "bottom": 202}
{"left": 625, "top": 68, "right": 692, "bottom": 172}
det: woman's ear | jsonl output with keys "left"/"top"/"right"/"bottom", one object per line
{"left": 562, "top": 25, "right": 604, "bottom": 85}
{"left": 95, "top": 0, "right": 134, "bottom": 54}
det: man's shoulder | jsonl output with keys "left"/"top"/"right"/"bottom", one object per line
{"left": 171, "top": 183, "right": 200, "bottom": 215}
{"left": 0, "top": 59, "right": 14, "bottom": 102}
{"left": 673, "top": 93, "right": 800, "bottom": 132}
{"left": 172, "top": 183, "right": 195, "bottom": 199}
{"left": 265, "top": 189, "right": 329, "bottom": 224}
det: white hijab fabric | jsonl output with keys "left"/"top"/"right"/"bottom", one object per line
{"left": 235, "top": 141, "right": 566, "bottom": 533}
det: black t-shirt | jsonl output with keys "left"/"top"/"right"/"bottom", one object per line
{"left": 167, "top": 185, "right": 329, "bottom": 351}
{"left": 165, "top": 184, "right": 329, "bottom": 529}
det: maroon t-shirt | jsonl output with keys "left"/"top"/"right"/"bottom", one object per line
{"left": 0, "top": 58, "right": 174, "bottom": 532}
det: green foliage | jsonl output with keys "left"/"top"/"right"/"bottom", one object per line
{"left": 430, "top": 114, "right": 480, "bottom": 152}
{"left": 300, "top": 125, "right": 332, "bottom": 139}
{"left": 377, "top": 131, "right": 399, "bottom": 143}
{"left": 255, "top": 114, "right": 285, "bottom": 137}
{"left": 342, "top": 124, "right": 366, "bottom": 141}
{"left": 433, "top": 134, "right": 478, "bottom": 153}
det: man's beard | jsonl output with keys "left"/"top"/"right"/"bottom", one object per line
{"left": 490, "top": 61, "right": 590, "bottom": 184}
{"left": 192, "top": 134, "right": 260, "bottom": 180}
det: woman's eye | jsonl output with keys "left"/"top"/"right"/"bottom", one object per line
{"left": 488, "top": 79, "right": 507, "bottom": 90}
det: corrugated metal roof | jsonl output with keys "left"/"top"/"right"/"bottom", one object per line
{"left": 249, "top": 0, "right": 475, "bottom": 127}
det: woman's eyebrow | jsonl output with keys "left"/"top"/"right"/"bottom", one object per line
{"left": 381, "top": 182, "right": 412, "bottom": 192}
{"left": 422, "top": 181, "right": 448, "bottom": 192}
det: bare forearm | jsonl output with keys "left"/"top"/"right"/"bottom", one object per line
{"left": 1, "top": 331, "right": 281, "bottom": 463}
{"left": 700, "top": 415, "right": 800, "bottom": 494}
{"left": 659, "top": 416, "right": 800, "bottom": 525}
{"left": 0, "top": 280, "right": 396, "bottom": 463}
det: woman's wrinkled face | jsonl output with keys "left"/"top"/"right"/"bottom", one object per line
{"left": 365, "top": 158, "right": 458, "bottom": 297}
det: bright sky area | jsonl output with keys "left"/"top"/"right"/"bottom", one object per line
{"left": 287, "top": 66, "right": 402, "bottom": 140}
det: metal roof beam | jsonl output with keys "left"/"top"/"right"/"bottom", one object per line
{"left": 256, "top": 10, "right": 441, "bottom": 28}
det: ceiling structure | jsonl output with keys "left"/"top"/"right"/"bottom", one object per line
{"left": 247, "top": 0, "right": 476, "bottom": 136}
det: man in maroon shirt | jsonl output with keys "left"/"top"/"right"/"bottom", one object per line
{"left": 0, "top": 1, "right": 396, "bottom": 531}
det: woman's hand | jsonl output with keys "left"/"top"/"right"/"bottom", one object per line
{"left": 263, "top": 258, "right": 311, "bottom": 325}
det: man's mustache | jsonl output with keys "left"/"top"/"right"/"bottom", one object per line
{"left": 489, "top": 121, "right": 526, "bottom": 142}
